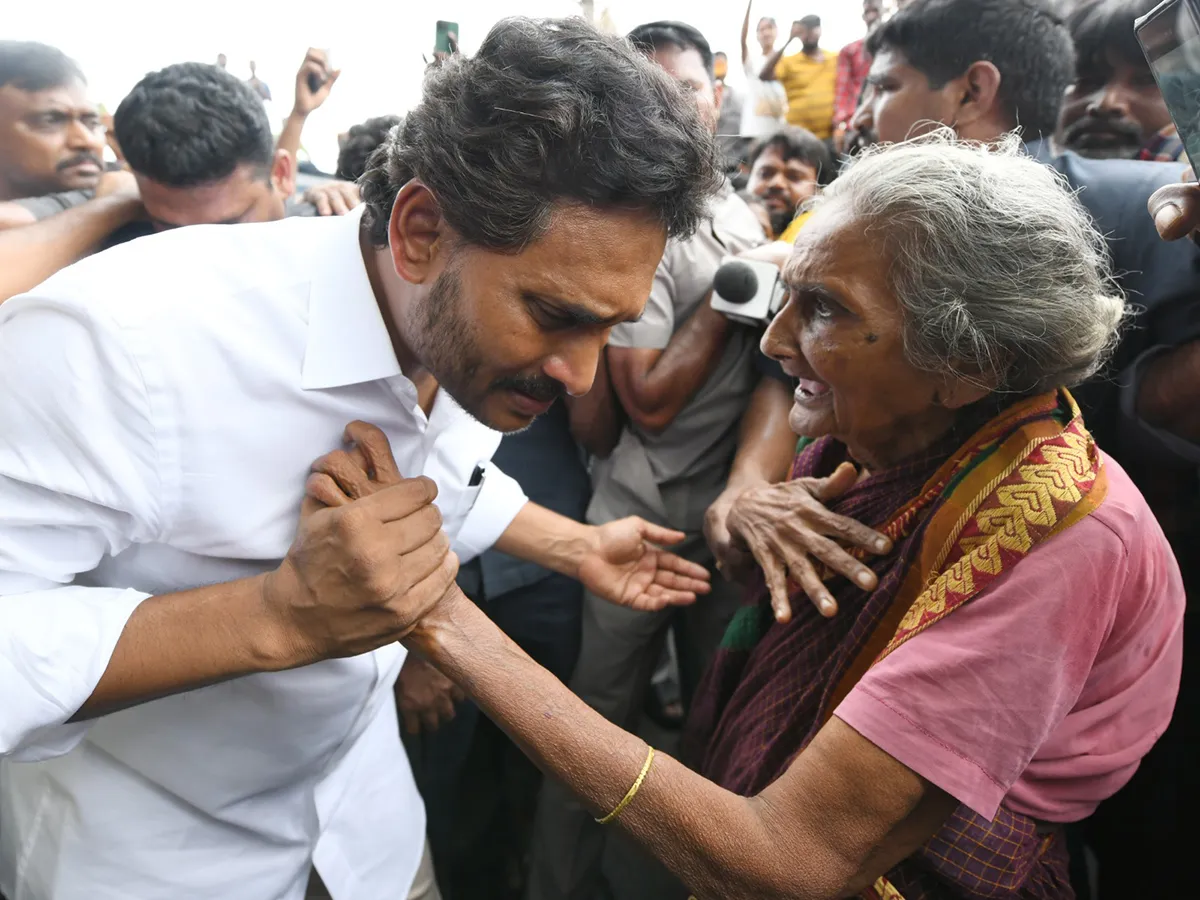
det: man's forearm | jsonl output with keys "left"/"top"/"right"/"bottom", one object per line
{"left": 492, "top": 502, "right": 595, "bottom": 580}
{"left": 760, "top": 41, "right": 790, "bottom": 81}
{"left": 74, "top": 574, "right": 300, "bottom": 721}
{"left": 1137, "top": 340, "right": 1200, "bottom": 443}
{"left": 614, "top": 300, "right": 738, "bottom": 434}
{"left": 277, "top": 111, "right": 308, "bottom": 166}
{"left": 727, "top": 376, "right": 797, "bottom": 493}
{"left": 0, "top": 196, "right": 142, "bottom": 304}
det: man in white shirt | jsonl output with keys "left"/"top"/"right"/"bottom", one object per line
{"left": 739, "top": 1, "right": 788, "bottom": 139}
{"left": 0, "top": 17, "right": 722, "bottom": 900}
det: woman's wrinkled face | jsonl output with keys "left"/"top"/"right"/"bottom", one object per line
{"left": 761, "top": 203, "right": 967, "bottom": 469}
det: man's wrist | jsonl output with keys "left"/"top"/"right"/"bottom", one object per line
{"left": 556, "top": 521, "right": 601, "bottom": 579}
{"left": 288, "top": 107, "right": 311, "bottom": 122}
{"left": 250, "top": 566, "right": 315, "bottom": 672}
{"left": 91, "top": 193, "right": 143, "bottom": 226}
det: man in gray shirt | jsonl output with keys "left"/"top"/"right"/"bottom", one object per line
{"left": 527, "top": 21, "right": 793, "bottom": 900}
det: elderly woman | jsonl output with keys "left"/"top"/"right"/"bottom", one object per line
{"left": 306, "top": 134, "right": 1184, "bottom": 899}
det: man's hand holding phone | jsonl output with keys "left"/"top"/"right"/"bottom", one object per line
{"left": 293, "top": 48, "right": 339, "bottom": 119}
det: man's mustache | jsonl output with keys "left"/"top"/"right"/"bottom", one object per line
{"left": 1063, "top": 114, "right": 1143, "bottom": 147}
{"left": 492, "top": 374, "right": 566, "bottom": 403}
{"left": 57, "top": 152, "right": 104, "bottom": 172}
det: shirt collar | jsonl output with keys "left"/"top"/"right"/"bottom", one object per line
{"left": 301, "top": 205, "right": 404, "bottom": 390}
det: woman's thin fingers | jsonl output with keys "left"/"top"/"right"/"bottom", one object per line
{"left": 802, "top": 531, "right": 878, "bottom": 591}
{"left": 762, "top": 552, "right": 791, "bottom": 624}
{"left": 790, "top": 555, "right": 838, "bottom": 618}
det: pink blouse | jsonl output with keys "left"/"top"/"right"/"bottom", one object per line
{"left": 835, "top": 453, "right": 1185, "bottom": 822}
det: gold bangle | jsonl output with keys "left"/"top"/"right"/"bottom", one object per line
{"left": 596, "top": 746, "right": 655, "bottom": 825}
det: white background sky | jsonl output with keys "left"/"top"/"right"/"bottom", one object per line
{"left": 7, "top": 0, "right": 873, "bottom": 173}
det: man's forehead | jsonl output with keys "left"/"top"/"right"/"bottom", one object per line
{"left": 0, "top": 81, "right": 92, "bottom": 112}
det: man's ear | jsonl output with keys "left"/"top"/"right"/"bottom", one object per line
{"left": 270, "top": 149, "right": 296, "bottom": 198}
{"left": 949, "top": 60, "right": 1004, "bottom": 139}
{"left": 387, "top": 179, "right": 447, "bottom": 285}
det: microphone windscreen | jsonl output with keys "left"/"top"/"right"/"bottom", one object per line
{"left": 713, "top": 261, "right": 759, "bottom": 305}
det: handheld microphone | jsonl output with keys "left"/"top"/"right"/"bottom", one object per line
{"left": 710, "top": 257, "right": 787, "bottom": 326}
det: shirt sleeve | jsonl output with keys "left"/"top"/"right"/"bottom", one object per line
{"left": 833, "top": 45, "right": 857, "bottom": 127}
{"left": 607, "top": 252, "right": 676, "bottom": 350}
{"left": 0, "top": 296, "right": 166, "bottom": 760}
{"left": 452, "top": 463, "right": 528, "bottom": 563}
{"left": 11, "top": 190, "right": 92, "bottom": 220}
{"left": 833, "top": 516, "right": 1126, "bottom": 821}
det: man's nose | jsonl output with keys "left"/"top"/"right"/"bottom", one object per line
{"left": 67, "top": 118, "right": 103, "bottom": 152}
{"left": 850, "top": 94, "right": 875, "bottom": 134}
{"left": 543, "top": 337, "right": 603, "bottom": 398}
{"left": 1090, "top": 83, "right": 1131, "bottom": 118}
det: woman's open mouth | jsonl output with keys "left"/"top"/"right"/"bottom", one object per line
{"left": 794, "top": 378, "right": 831, "bottom": 403}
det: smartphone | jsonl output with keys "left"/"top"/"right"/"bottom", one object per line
{"left": 1137, "top": 0, "right": 1200, "bottom": 162}
{"left": 307, "top": 48, "right": 331, "bottom": 95}
{"left": 435, "top": 21, "right": 459, "bottom": 55}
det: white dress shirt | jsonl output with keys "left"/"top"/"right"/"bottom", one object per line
{"left": 0, "top": 206, "right": 528, "bottom": 899}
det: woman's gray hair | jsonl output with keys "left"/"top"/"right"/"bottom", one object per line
{"left": 811, "top": 130, "right": 1126, "bottom": 394}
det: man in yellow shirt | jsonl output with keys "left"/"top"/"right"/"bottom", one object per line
{"left": 759, "top": 15, "right": 838, "bottom": 140}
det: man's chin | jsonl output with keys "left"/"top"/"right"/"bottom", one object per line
{"left": 1066, "top": 141, "right": 1142, "bottom": 161}
{"left": 454, "top": 392, "right": 540, "bottom": 434}
{"left": 58, "top": 171, "right": 102, "bottom": 192}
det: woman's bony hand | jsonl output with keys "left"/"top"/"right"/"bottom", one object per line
{"left": 726, "top": 463, "right": 892, "bottom": 622}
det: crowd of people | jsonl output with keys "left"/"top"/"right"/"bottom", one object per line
{"left": 0, "top": 0, "right": 1192, "bottom": 898}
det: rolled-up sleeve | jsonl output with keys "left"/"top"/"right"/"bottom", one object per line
{"left": 0, "top": 296, "right": 166, "bottom": 760}
{"left": 452, "top": 463, "right": 528, "bottom": 563}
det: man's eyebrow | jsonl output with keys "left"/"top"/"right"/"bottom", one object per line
{"left": 525, "top": 292, "right": 627, "bottom": 327}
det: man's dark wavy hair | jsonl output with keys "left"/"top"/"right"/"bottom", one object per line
{"left": 867, "top": 0, "right": 1075, "bottom": 139}
{"left": 1068, "top": 0, "right": 1158, "bottom": 77}
{"left": 337, "top": 115, "right": 402, "bottom": 182}
{"left": 114, "top": 63, "right": 273, "bottom": 187}
{"left": 748, "top": 126, "right": 836, "bottom": 186}
{"left": 360, "top": 17, "right": 723, "bottom": 251}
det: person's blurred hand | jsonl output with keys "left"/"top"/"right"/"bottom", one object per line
{"left": 304, "top": 181, "right": 361, "bottom": 217}
{"left": 704, "top": 485, "right": 756, "bottom": 582}
{"left": 790, "top": 20, "right": 806, "bottom": 40}
{"left": 395, "top": 654, "right": 464, "bottom": 734}
{"left": 737, "top": 240, "right": 793, "bottom": 269}
{"left": 1148, "top": 168, "right": 1200, "bottom": 242}
{"left": 94, "top": 168, "right": 141, "bottom": 204}
{"left": 292, "top": 48, "right": 340, "bottom": 118}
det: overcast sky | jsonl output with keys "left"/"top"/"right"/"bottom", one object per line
{"left": 9, "top": 0, "right": 870, "bottom": 172}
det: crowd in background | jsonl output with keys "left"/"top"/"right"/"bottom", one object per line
{"left": 0, "top": 0, "right": 1193, "bottom": 898}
